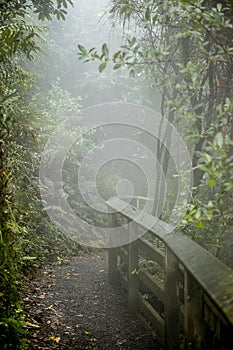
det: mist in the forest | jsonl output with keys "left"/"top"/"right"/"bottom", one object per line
{"left": 37, "top": 0, "right": 180, "bottom": 243}
{"left": 31, "top": 0, "right": 161, "bottom": 109}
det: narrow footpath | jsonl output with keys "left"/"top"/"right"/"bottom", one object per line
{"left": 24, "top": 251, "right": 163, "bottom": 350}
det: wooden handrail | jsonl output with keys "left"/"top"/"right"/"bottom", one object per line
{"left": 106, "top": 197, "right": 233, "bottom": 350}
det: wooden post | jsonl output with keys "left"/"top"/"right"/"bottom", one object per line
{"left": 108, "top": 212, "right": 119, "bottom": 285}
{"left": 128, "top": 221, "right": 139, "bottom": 315}
{"left": 165, "top": 247, "right": 180, "bottom": 350}
{"left": 184, "top": 271, "right": 204, "bottom": 349}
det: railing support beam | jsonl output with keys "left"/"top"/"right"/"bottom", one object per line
{"left": 128, "top": 222, "right": 139, "bottom": 315}
{"left": 108, "top": 212, "right": 119, "bottom": 285}
{"left": 165, "top": 247, "right": 180, "bottom": 350}
{"left": 184, "top": 272, "right": 204, "bottom": 349}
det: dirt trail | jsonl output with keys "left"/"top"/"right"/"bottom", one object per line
{"left": 24, "top": 251, "right": 163, "bottom": 349}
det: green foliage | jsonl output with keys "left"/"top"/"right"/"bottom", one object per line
{"left": 183, "top": 97, "right": 233, "bottom": 260}
{"left": 0, "top": 0, "right": 73, "bottom": 23}
{"left": 0, "top": 8, "right": 40, "bottom": 346}
{"left": 78, "top": 0, "right": 233, "bottom": 265}
{"left": 0, "top": 1, "right": 78, "bottom": 348}
{"left": 18, "top": 82, "right": 83, "bottom": 268}
{"left": 0, "top": 23, "right": 42, "bottom": 62}
{"left": 32, "top": 0, "right": 73, "bottom": 21}
{"left": 0, "top": 316, "right": 27, "bottom": 350}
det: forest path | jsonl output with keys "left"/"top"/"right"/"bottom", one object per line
{"left": 24, "top": 251, "right": 163, "bottom": 350}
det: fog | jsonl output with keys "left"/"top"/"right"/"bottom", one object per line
{"left": 37, "top": 0, "right": 182, "bottom": 245}
{"left": 31, "top": 0, "right": 161, "bottom": 109}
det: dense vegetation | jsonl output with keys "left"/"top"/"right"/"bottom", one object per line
{"left": 78, "top": 0, "right": 233, "bottom": 266}
{"left": 0, "top": 1, "right": 84, "bottom": 348}
{"left": 0, "top": 0, "right": 233, "bottom": 348}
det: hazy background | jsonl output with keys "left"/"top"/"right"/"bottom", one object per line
{"left": 29, "top": 0, "right": 161, "bottom": 109}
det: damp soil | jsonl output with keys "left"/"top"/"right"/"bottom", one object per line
{"left": 24, "top": 251, "right": 163, "bottom": 350}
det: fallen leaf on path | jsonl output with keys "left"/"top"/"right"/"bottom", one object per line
{"left": 49, "top": 336, "right": 61, "bottom": 343}
{"left": 38, "top": 294, "right": 46, "bottom": 299}
{"left": 116, "top": 339, "right": 126, "bottom": 345}
{"left": 26, "top": 322, "right": 41, "bottom": 328}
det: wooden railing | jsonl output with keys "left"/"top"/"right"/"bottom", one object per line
{"left": 106, "top": 197, "right": 233, "bottom": 350}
